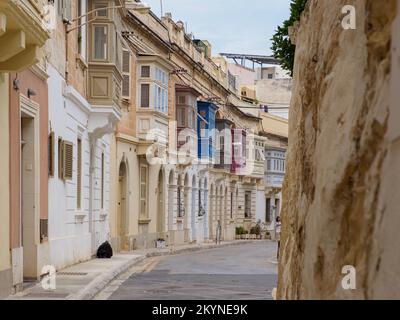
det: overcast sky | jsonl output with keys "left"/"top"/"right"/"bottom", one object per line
{"left": 143, "top": 0, "right": 292, "bottom": 56}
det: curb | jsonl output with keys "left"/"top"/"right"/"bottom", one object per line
{"left": 71, "top": 240, "right": 268, "bottom": 300}
{"left": 68, "top": 255, "right": 146, "bottom": 300}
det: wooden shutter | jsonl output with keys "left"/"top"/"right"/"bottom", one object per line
{"left": 58, "top": 137, "right": 63, "bottom": 179}
{"left": 48, "top": 131, "right": 55, "bottom": 177}
{"left": 122, "top": 50, "right": 131, "bottom": 98}
{"left": 63, "top": 141, "right": 73, "bottom": 180}
{"left": 77, "top": 138, "right": 82, "bottom": 209}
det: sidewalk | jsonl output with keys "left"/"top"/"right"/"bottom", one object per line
{"left": 7, "top": 240, "right": 266, "bottom": 300}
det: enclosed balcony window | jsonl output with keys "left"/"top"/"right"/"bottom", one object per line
{"left": 140, "top": 84, "right": 150, "bottom": 108}
{"left": 138, "top": 64, "right": 169, "bottom": 113}
{"left": 141, "top": 66, "right": 150, "bottom": 78}
{"left": 93, "top": 25, "right": 108, "bottom": 60}
{"left": 94, "top": 2, "right": 108, "bottom": 17}
{"left": 266, "top": 149, "right": 286, "bottom": 174}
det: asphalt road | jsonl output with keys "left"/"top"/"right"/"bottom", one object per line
{"left": 96, "top": 242, "right": 278, "bottom": 300}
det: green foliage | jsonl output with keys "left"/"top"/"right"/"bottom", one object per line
{"left": 235, "top": 226, "right": 248, "bottom": 235}
{"left": 250, "top": 222, "right": 262, "bottom": 236}
{"left": 271, "top": 0, "right": 308, "bottom": 76}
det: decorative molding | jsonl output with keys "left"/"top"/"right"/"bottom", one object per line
{"left": 30, "top": 63, "right": 48, "bottom": 81}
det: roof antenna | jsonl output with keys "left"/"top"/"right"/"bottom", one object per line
{"left": 160, "top": 0, "right": 163, "bottom": 17}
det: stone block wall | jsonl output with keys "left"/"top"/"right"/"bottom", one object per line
{"left": 278, "top": 0, "right": 400, "bottom": 299}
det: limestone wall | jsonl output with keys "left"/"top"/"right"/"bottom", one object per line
{"left": 278, "top": 0, "right": 400, "bottom": 299}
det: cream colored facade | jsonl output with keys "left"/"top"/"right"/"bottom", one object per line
{"left": 107, "top": 6, "right": 267, "bottom": 251}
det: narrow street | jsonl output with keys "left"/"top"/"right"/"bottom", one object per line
{"left": 95, "top": 242, "right": 277, "bottom": 300}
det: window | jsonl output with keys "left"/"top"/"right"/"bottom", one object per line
{"left": 139, "top": 64, "right": 168, "bottom": 113}
{"left": 58, "top": 137, "right": 63, "bottom": 179}
{"left": 77, "top": 138, "right": 82, "bottom": 209}
{"left": 154, "top": 84, "right": 168, "bottom": 112}
{"left": 58, "top": 0, "right": 72, "bottom": 21}
{"left": 230, "top": 192, "right": 233, "bottom": 219}
{"left": 268, "top": 73, "right": 273, "bottom": 79}
{"left": 177, "top": 107, "right": 186, "bottom": 127}
{"left": 245, "top": 192, "right": 251, "bottom": 218}
{"left": 77, "top": 0, "right": 82, "bottom": 55}
{"left": 140, "top": 164, "right": 148, "bottom": 218}
{"left": 198, "top": 189, "right": 202, "bottom": 216}
{"left": 177, "top": 186, "right": 182, "bottom": 218}
{"left": 178, "top": 95, "right": 186, "bottom": 104}
{"left": 188, "top": 108, "right": 193, "bottom": 128}
{"left": 101, "top": 152, "right": 104, "bottom": 209}
{"left": 93, "top": 25, "right": 108, "bottom": 60}
{"left": 63, "top": 141, "right": 74, "bottom": 181}
{"left": 94, "top": 2, "right": 108, "bottom": 17}
{"left": 140, "top": 84, "right": 150, "bottom": 108}
{"left": 266, "top": 198, "right": 271, "bottom": 223}
{"left": 48, "top": 131, "right": 55, "bottom": 177}
{"left": 141, "top": 66, "right": 150, "bottom": 78}
{"left": 122, "top": 49, "right": 131, "bottom": 98}
{"left": 57, "top": 138, "right": 73, "bottom": 180}
{"left": 115, "top": 33, "right": 122, "bottom": 72}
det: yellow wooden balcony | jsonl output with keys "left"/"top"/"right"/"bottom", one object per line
{"left": 0, "top": 0, "right": 49, "bottom": 72}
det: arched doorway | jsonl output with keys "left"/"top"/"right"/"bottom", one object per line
{"left": 157, "top": 169, "right": 165, "bottom": 234}
{"left": 117, "top": 161, "right": 128, "bottom": 250}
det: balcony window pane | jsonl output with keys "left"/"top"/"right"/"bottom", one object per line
{"left": 141, "top": 84, "right": 150, "bottom": 108}
{"left": 141, "top": 66, "right": 150, "bottom": 78}
{"left": 94, "top": 25, "right": 107, "bottom": 60}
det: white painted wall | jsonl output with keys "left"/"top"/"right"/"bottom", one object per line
{"left": 255, "top": 189, "right": 266, "bottom": 223}
{"left": 47, "top": 65, "right": 111, "bottom": 269}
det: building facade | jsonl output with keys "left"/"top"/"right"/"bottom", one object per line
{"left": 1, "top": 1, "right": 280, "bottom": 298}
{"left": 0, "top": 0, "right": 49, "bottom": 297}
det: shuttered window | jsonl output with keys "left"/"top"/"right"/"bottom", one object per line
{"left": 57, "top": 138, "right": 73, "bottom": 181}
{"left": 140, "top": 84, "right": 150, "bottom": 108}
{"left": 122, "top": 49, "right": 131, "bottom": 98}
{"left": 77, "top": 138, "right": 82, "bottom": 209}
{"left": 58, "top": 138, "right": 63, "bottom": 179}
{"left": 48, "top": 131, "right": 55, "bottom": 177}
{"left": 140, "top": 164, "right": 148, "bottom": 218}
{"left": 63, "top": 141, "right": 73, "bottom": 180}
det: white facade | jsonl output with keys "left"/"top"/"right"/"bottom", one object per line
{"left": 48, "top": 65, "right": 117, "bottom": 269}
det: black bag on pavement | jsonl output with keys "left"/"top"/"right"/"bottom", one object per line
{"left": 96, "top": 241, "right": 113, "bottom": 259}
